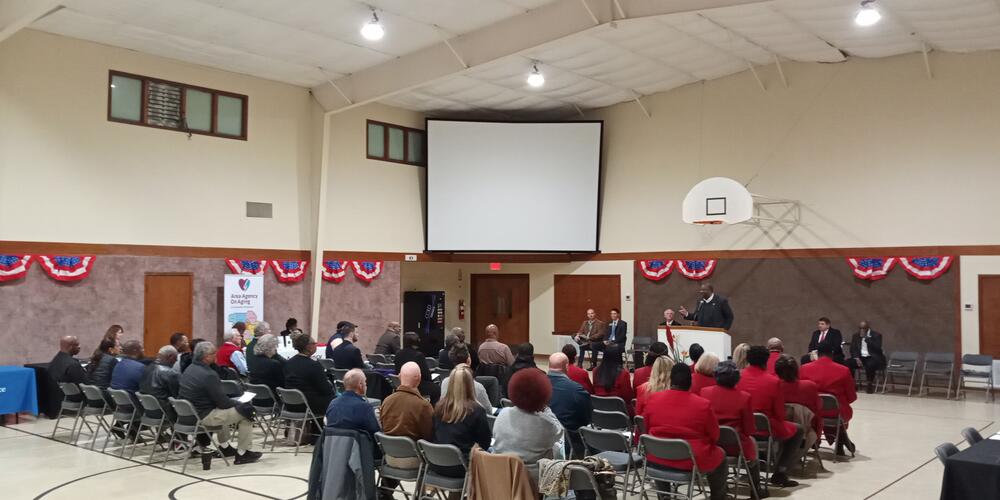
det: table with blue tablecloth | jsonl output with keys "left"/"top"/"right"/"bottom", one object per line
{"left": 0, "top": 366, "right": 39, "bottom": 419}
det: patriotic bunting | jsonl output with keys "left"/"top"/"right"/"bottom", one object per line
{"left": 637, "top": 260, "right": 674, "bottom": 281}
{"left": 0, "top": 255, "right": 33, "bottom": 282}
{"left": 226, "top": 259, "right": 268, "bottom": 275}
{"left": 352, "top": 261, "right": 384, "bottom": 283}
{"left": 899, "top": 256, "right": 953, "bottom": 280}
{"left": 847, "top": 257, "right": 896, "bottom": 281}
{"left": 270, "top": 260, "right": 309, "bottom": 283}
{"left": 676, "top": 260, "right": 717, "bottom": 280}
{"left": 37, "top": 255, "right": 94, "bottom": 282}
{"left": 321, "top": 260, "right": 349, "bottom": 283}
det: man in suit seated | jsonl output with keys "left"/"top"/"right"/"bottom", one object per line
{"left": 573, "top": 308, "right": 606, "bottom": 370}
{"left": 679, "top": 283, "right": 734, "bottom": 330}
{"left": 801, "top": 317, "right": 844, "bottom": 365}
{"left": 847, "top": 321, "right": 886, "bottom": 394}
{"left": 596, "top": 308, "right": 628, "bottom": 366}
{"left": 331, "top": 323, "right": 366, "bottom": 370}
{"left": 801, "top": 343, "right": 858, "bottom": 457}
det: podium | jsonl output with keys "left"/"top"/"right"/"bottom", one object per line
{"left": 657, "top": 326, "right": 731, "bottom": 362}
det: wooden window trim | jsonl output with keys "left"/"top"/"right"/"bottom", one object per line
{"left": 107, "top": 70, "right": 248, "bottom": 141}
{"left": 365, "top": 119, "right": 425, "bottom": 166}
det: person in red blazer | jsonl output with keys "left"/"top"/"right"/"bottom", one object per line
{"left": 633, "top": 342, "right": 669, "bottom": 390}
{"left": 737, "top": 346, "right": 804, "bottom": 488}
{"left": 700, "top": 361, "right": 766, "bottom": 498}
{"left": 800, "top": 343, "right": 858, "bottom": 456}
{"left": 691, "top": 353, "right": 719, "bottom": 395}
{"left": 642, "top": 364, "right": 728, "bottom": 500}
{"left": 592, "top": 345, "right": 634, "bottom": 414}
{"left": 560, "top": 344, "right": 594, "bottom": 393}
{"left": 765, "top": 338, "right": 784, "bottom": 374}
{"left": 774, "top": 354, "right": 822, "bottom": 439}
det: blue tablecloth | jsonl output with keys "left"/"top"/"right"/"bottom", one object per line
{"left": 0, "top": 366, "right": 39, "bottom": 415}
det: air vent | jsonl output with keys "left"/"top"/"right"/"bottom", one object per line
{"left": 146, "top": 81, "right": 182, "bottom": 128}
{"left": 246, "top": 202, "right": 273, "bottom": 218}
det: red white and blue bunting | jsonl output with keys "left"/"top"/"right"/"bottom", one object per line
{"left": 637, "top": 260, "right": 674, "bottom": 281}
{"left": 352, "top": 261, "right": 384, "bottom": 283}
{"left": 321, "top": 260, "right": 349, "bottom": 283}
{"left": 226, "top": 259, "right": 268, "bottom": 275}
{"left": 847, "top": 257, "right": 896, "bottom": 281}
{"left": 899, "top": 256, "right": 953, "bottom": 280}
{"left": 37, "top": 255, "right": 94, "bottom": 282}
{"left": 676, "top": 260, "right": 717, "bottom": 280}
{"left": 270, "top": 260, "right": 309, "bottom": 283}
{"left": 0, "top": 255, "right": 33, "bottom": 282}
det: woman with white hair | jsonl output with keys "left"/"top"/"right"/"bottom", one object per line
{"left": 248, "top": 333, "right": 284, "bottom": 402}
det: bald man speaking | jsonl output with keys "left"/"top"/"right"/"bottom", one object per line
{"left": 547, "top": 352, "right": 591, "bottom": 458}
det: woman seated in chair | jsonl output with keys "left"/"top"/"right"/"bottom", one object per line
{"left": 431, "top": 365, "right": 492, "bottom": 479}
{"left": 635, "top": 356, "right": 673, "bottom": 415}
{"left": 591, "top": 344, "right": 634, "bottom": 414}
{"left": 492, "top": 368, "right": 564, "bottom": 483}
{"left": 775, "top": 354, "right": 821, "bottom": 454}
{"left": 691, "top": 353, "right": 720, "bottom": 395}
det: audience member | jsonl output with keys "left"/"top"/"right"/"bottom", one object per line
{"left": 732, "top": 343, "right": 750, "bottom": 369}
{"left": 375, "top": 321, "right": 403, "bottom": 356}
{"left": 547, "top": 353, "right": 591, "bottom": 458}
{"left": 574, "top": 308, "right": 606, "bottom": 370}
{"left": 248, "top": 334, "right": 285, "bottom": 404}
{"left": 140, "top": 345, "right": 180, "bottom": 422}
{"left": 279, "top": 317, "right": 304, "bottom": 350}
{"left": 738, "top": 346, "right": 803, "bottom": 487}
{"left": 431, "top": 365, "right": 492, "bottom": 478}
{"left": 689, "top": 343, "right": 705, "bottom": 370}
{"left": 103, "top": 324, "right": 124, "bottom": 345}
{"left": 440, "top": 344, "right": 492, "bottom": 411}
{"left": 803, "top": 317, "right": 844, "bottom": 365}
{"left": 450, "top": 327, "right": 479, "bottom": 369}
{"left": 766, "top": 338, "right": 784, "bottom": 374}
{"left": 438, "top": 332, "right": 460, "bottom": 370}
{"left": 603, "top": 307, "right": 627, "bottom": 357}
{"left": 231, "top": 321, "right": 247, "bottom": 345}
{"left": 331, "top": 323, "right": 366, "bottom": 370}
{"left": 848, "top": 321, "right": 885, "bottom": 394}
{"left": 560, "top": 344, "right": 593, "bottom": 393}
{"left": 180, "top": 338, "right": 206, "bottom": 373}
{"left": 592, "top": 344, "right": 634, "bottom": 413}
{"left": 691, "top": 352, "right": 719, "bottom": 395}
{"left": 633, "top": 341, "right": 668, "bottom": 389}
{"left": 178, "top": 341, "right": 261, "bottom": 464}
{"left": 700, "top": 361, "right": 766, "bottom": 498}
{"left": 216, "top": 330, "right": 247, "bottom": 377}
{"left": 87, "top": 339, "right": 120, "bottom": 389}
{"left": 379, "top": 362, "right": 433, "bottom": 499}
{"left": 325, "top": 321, "right": 357, "bottom": 359}
{"left": 110, "top": 340, "right": 145, "bottom": 394}
{"left": 801, "top": 343, "right": 858, "bottom": 456}
{"left": 635, "top": 356, "right": 673, "bottom": 415}
{"left": 285, "top": 334, "right": 336, "bottom": 426}
{"left": 641, "top": 363, "right": 727, "bottom": 500}
{"left": 325, "top": 368, "right": 380, "bottom": 440}
{"left": 245, "top": 320, "right": 271, "bottom": 368}
{"left": 509, "top": 342, "right": 537, "bottom": 378}
{"left": 493, "top": 368, "right": 564, "bottom": 482}
{"left": 395, "top": 332, "right": 439, "bottom": 403}
{"left": 50, "top": 336, "right": 87, "bottom": 386}
{"left": 478, "top": 324, "right": 514, "bottom": 366}
{"left": 775, "top": 354, "right": 821, "bottom": 453}
{"left": 170, "top": 333, "right": 191, "bottom": 372}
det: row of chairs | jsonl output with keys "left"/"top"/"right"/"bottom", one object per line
{"left": 878, "top": 352, "right": 994, "bottom": 401}
{"left": 934, "top": 427, "right": 987, "bottom": 465}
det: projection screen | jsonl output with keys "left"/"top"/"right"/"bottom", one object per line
{"left": 425, "top": 119, "right": 603, "bottom": 252}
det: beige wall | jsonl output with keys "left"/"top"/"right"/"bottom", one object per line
{"left": 0, "top": 30, "right": 322, "bottom": 250}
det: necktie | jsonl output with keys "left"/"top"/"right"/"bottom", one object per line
{"left": 611, "top": 321, "right": 616, "bottom": 340}
{"left": 819, "top": 331, "right": 826, "bottom": 343}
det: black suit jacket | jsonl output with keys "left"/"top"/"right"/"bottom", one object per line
{"left": 684, "top": 295, "right": 734, "bottom": 330}
{"left": 606, "top": 319, "right": 628, "bottom": 346}
{"left": 850, "top": 330, "right": 886, "bottom": 366}
{"left": 807, "top": 328, "right": 845, "bottom": 361}
{"left": 283, "top": 354, "right": 335, "bottom": 412}
{"left": 331, "top": 340, "right": 365, "bottom": 370}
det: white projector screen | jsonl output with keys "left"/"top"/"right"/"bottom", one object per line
{"left": 426, "top": 120, "right": 603, "bottom": 252}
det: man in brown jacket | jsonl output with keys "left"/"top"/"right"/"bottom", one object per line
{"left": 573, "top": 308, "right": 606, "bottom": 370}
{"left": 378, "top": 362, "right": 433, "bottom": 499}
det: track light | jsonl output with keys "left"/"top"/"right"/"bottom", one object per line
{"left": 855, "top": 0, "right": 881, "bottom": 27}
{"left": 527, "top": 63, "right": 545, "bottom": 87}
{"left": 361, "top": 10, "right": 384, "bottom": 40}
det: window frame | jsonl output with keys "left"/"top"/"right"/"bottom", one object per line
{"left": 365, "top": 119, "right": 425, "bottom": 166}
{"left": 106, "top": 70, "right": 248, "bottom": 141}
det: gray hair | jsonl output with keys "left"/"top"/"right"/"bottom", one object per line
{"left": 450, "top": 327, "right": 465, "bottom": 341}
{"left": 157, "top": 345, "right": 178, "bottom": 362}
{"left": 255, "top": 321, "right": 272, "bottom": 336}
{"left": 223, "top": 330, "right": 238, "bottom": 342}
{"left": 254, "top": 333, "right": 278, "bottom": 356}
{"left": 193, "top": 341, "right": 216, "bottom": 362}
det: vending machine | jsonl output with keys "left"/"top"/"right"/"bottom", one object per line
{"left": 403, "top": 291, "right": 445, "bottom": 357}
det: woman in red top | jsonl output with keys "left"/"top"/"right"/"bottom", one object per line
{"left": 635, "top": 356, "right": 673, "bottom": 415}
{"left": 633, "top": 342, "right": 668, "bottom": 390}
{"left": 700, "top": 361, "right": 766, "bottom": 498}
{"left": 691, "top": 353, "right": 719, "bottom": 395}
{"left": 774, "top": 354, "right": 822, "bottom": 440}
{"left": 592, "top": 344, "right": 634, "bottom": 414}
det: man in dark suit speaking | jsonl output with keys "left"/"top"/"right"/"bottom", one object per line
{"left": 678, "top": 283, "right": 734, "bottom": 330}
{"left": 802, "top": 317, "right": 844, "bottom": 365}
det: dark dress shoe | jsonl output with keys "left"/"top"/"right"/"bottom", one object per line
{"left": 769, "top": 473, "right": 799, "bottom": 487}
{"left": 219, "top": 446, "right": 238, "bottom": 458}
{"left": 235, "top": 450, "right": 263, "bottom": 465}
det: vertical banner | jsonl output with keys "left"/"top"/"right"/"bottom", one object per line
{"left": 224, "top": 274, "right": 264, "bottom": 333}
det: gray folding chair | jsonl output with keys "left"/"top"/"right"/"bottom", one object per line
{"left": 274, "top": 387, "right": 323, "bottom": 456}
{"left": 51, "top": 382, "right": 85, "bottom": 441}
{"left": 934, "top": 442, "right": 960, "bottom": 465}
{"left": 500, "top": 397, "right": 514, "bottom": 408}
{"left": 434, "top": 367, "right": 451, "bottom": 378}
{"left": 719, "top": 426, "right": 759, "bottom": 500}
{"left": 377, "top": 362, "right": 396, "bottom": 371}
{"left": 752, "top": 413, "right": 776, "bottom": 486}
{"left": 220, "top": 379, "right": 243, "bottom": 398}
{"left": 591, "top": 395, "right": 629, "bottom": 414}
{"left": 367, "top": 354, "right": 387, "bottom": 364}
{"left": 318, "top": 358, "right": 336, "bottom": 371}
{"left": 961, "top": 427, "right": 984, "bottom": 445}
{"left": 426, "top": 358, "right": 439, "bottom": 370}
{"left": 486, "top": 414, "right": 496, "bottom": 433}
{"left": 634, "top": 415, "right": 647, "bottom": 435}
{"left": 818, "top": 394, "right": 844, "bottom": 462}
{"left": 244, "top": 383, "right": 280, "bottom": 447}
{"left": 879, "top": 351, "right": 919, "bottom": 396}
{"left": 164, "top": 397, "right": 231, "bottom": 473}
{"left": 631, "top": 337, "right": 652, "bottom": 370}
{"left": 591, "top": 409, "right": 631, "bottom": 434}
{"left": 957, "top": 354, "right": 994, "bottom": 402}
{"left": 103, "top": 389, "right": 142, "bottom": 456}
{"left": 580, "top": 426, "right": 643, "bottom": 497}
{"left": 475, "top": 376, "right": 501, "bottom": 408}
{"left": 416, "top": 440, "right": 469, "bottom": 500}
{"left": 331, "top": 368, "right": 349, "bottom": 381}
{"left": 638, "top": 435, "right": 707, "bottom": 500}
{"left": 132, "top": 393, "right": 171, "bottom": 462}
{"left": 376, "top": 432, "right": 424, "bottom": 500}
{"left": 565, "top": 464, "right": 607, "bottom": 498}
{"left": 387, "top": 374, "right": 400, "bottom": 389}
{"left": 785, "top": 403, "right": 824, "bottom": 472}
{"left": 919, "top": 352, "right": 955, "bottom": 398}
{"left": 77, "top": 384, "right": 113, "bottom": 450}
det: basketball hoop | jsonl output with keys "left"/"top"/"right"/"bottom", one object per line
{"left": 691, "top": 220, "right": 724, "bottom": 225}
{"left": 682, "top": 177, "right": 754, "bottom": 225}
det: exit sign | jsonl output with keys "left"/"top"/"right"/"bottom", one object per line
{"left": 489, "top": 262, "right": 502, "bottom": 271}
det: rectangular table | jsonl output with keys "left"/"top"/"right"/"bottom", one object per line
{"left": 940, "top": 438, "right": 1000, "bottom": 500}
{"left": 0, "top": 366, "right": 39, "bottom": 421}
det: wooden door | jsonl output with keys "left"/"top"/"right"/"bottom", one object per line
{"left": 553, "top": 275, "right": 621, "bottom": 335}
{"left": 470, "top": 274, "right": 530, "bottom": 348}
{"left": 979, "top": 276, "right": 1000, "bottom": 357}
{"left": 144, "top": 273, "right": 193, "bottom": 358}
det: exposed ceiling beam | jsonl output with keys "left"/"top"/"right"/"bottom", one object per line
{"left": 0, "top": 0, "right": 61, "bottom": 43}
{"left": 312, "top": 0, "right": 774, "bottom": 113}
{"left": 767, "top": 4, "right": 849, "bottom": 60}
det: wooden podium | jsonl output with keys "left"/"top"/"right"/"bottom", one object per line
{"left": 657, "top": 326, "right": 732, "bottom": 361}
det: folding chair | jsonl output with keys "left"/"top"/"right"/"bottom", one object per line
{"left": 591, "top": 409, "right": 631, "bottom": 434}
{"left": 244, "top": 383, "right": 280, "bottom": 447}
{"left": 934, "top": 442, "right": 960, "bottom": 465}
{"left": 164, "top": 397, "right": 231, "bottom": 473}
{"left": 580, "top": 426, "right": 643, "bottom": 497}
{"left": 486, "top": 414, "right": 496, "bottom": 433}
{"left": 220, "top": 379, "right": 243, "bottom": 398}
{"left": 376, "top": 433, "right": 425, "bottom": 500}
{"left": 416, "top": 440, "right": 469, "bottom": 500}
{"left": 387, "top": 374, "right": 400, "bottom": 389}
{"left": 77, "top": 384, "right": 113, "bottom": 450}
{"left": 51, "top": 382, "right": 84, "bottom": 441}
{"left": 634, "top": 415, "right": 647, "bottom": 435}
{"left": 785, "top": 403, "right": 823, "bottom": 472}
{"left": 500, "top": 398, "right": 514, "bottom": 408}
{"left": 879, "top": 352, "right": 919, "bottom": 396}
{"left": 565, "top": 464, "right": 608, "bottom": 498}
{"left": 367, "top": 354, "right": 387, "bottom": 364}
{"left": 631, "top": 337, "right": 652, "bottom": 371}
{"left": 638, "top": 435, "right": 707, "bottom": 500}
{"left": 961, "top": 427, "right": 984, "bottom": 445}
{"left": 434, "top": 367, "right": 451, "bottom": 378}
{"left": 591, "top": 395, "right": 629, "bottom": 414}
{"left": 818, "top": 394, "right": 843, "bottom": 462}
{"left": 475, "top": 376, "right": 501, "bottom": 408}
{"left": 752, "top": 413, "right": 776, "bottom": 487}
{"left": 132, "top": 393, "right": 171, "bottom": 462}
{"left": 318, "top": 358, "right": 335, "bottom": 371}
{"left": 919, "top": 352, "right": 955, "bottom": 398}
{"left": 103, "top": 389, "right": 143, "bottom": 456}
{"left": 377, "top": 362, "right": 396, "bottom": 371}
{"left": 331, "top": 368, "right": 349, "bottom": 381}
{"left": 718, "top": 425, "right": 759, "bottom": 500}
{"left": 274, "top": 387, "right": 323, "bottom": 456}
{"left": 426, "top": 358, "right": 439, "bottom": 370}
{"left": 957, "top": 354, "right": 994, "bottom": 402}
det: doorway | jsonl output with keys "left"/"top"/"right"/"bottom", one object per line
{"left": 553, "top": 274, "right": 622, "bottom": 335}
{"left": 470, "top": 274, "right": 530, "bottom": 347}
{"left": 144, "top": 273, "right": 193, "bottom": 358}
{"left": 979, "top": 275, "right": 1000, "bottom": 357}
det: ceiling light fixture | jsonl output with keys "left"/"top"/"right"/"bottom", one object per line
{"left": 527, "top": 63, "right": 545, "bottom": 87}
{"left": 361, "top": 10, "right": 384, "bottom": 41}
{"left": 855, "top": 0, "right": 881, "bottom": 27}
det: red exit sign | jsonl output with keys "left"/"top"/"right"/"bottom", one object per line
{"left": 489, "top": 262, "right": 502, "bottom": 271}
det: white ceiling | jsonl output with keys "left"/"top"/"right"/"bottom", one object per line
{"left": 29, "top": 0, "right": 1000, "bottom": 118}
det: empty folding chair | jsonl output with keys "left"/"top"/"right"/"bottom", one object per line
{"left": 919, "top": 352, "right": 955, "bottom": 398}
{"left": 77, "top": 384, "right": 113, "bottom": 450}
{"left": 51, "top": 382, "right": 84, "bottom": 441}
{"left": 475, "top": 376, "right": 501, "bottom": 408}
{"left": 416, "top": 440, "right": 469, "bottom": 500}
{"left": 631, "top": 337, "right": 652, "bottom": 370}
{"left": 244, "top": 383, "right": 280, "bottom": 447}
{"left": 591, "top": 409, "right": 631, "bottom": 435}
{"left": 934, "top": 442, "right": 960, "bottom": 465}
{"left": 376, "top": 432, "right": 425, "bottom": 500}
{"left": 818, "top": 394, "right": 845, "bottom": 462}
{"left": 718, "top": 425, "right": 759, "bottom": 500}
{"left": 638, "top": 435, "right": 707, "bottom": 500}
{"left": 579, "top": 426, "right": 643, "bottom": 497}
{"left": 318, "top": 358, "right": 335, "bottom": 371}
{"left": 957, "top": 354, "right": 994, "bottom": 402}
{"left": 591, "top": 395, "right": 628, "bottom": 414}
{"left": 961, "top": 427, "right": 984, "bottom": 445}
{"left": 220, "top": 379, "right": 243, "bottom": 398}
{"left": 274, "top": 387, "right": 324, "bottom": 456}
{"left": 752, "top": 413, "right": 776, "bottom": 486}
{"left": 879, "top": 351, "right": 919, "bottom": 396}
{"left": 164, "top": 397, "right": 231, "bottom": 473}
{"left": 132, "top": 393, "right": 171, "bottom": 462}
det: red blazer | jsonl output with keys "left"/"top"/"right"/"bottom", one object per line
{"left": 633, "top": 365, "right": 653, "bottom": 390}
{"left": 593, "top": 368, "right": 635, "bottom": 413}
{"left": 700, "top": 385, "right": 756, "bottom": 460}
{"left": 800, "top": 357, "right": 857, "bottom": 422}
{"left": 737, "top": 366, "right": 796, "bottom": 440}
{"left": 766, "top": 351, "right": 781, "bottom": 374}
{"left": 780, "top": 379, "right": 822, "bottom": 435}
{"left": 566, "top": 364, "right": 594, "bottom": 393}
{"left": 635, "top": 382, "right": 661, "bottom": 415}
{"left": 690, "top": 372, "right": 717, "bottom": 395}
{"left": 642, "top": 389, "right": 724, "bottom": 472}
